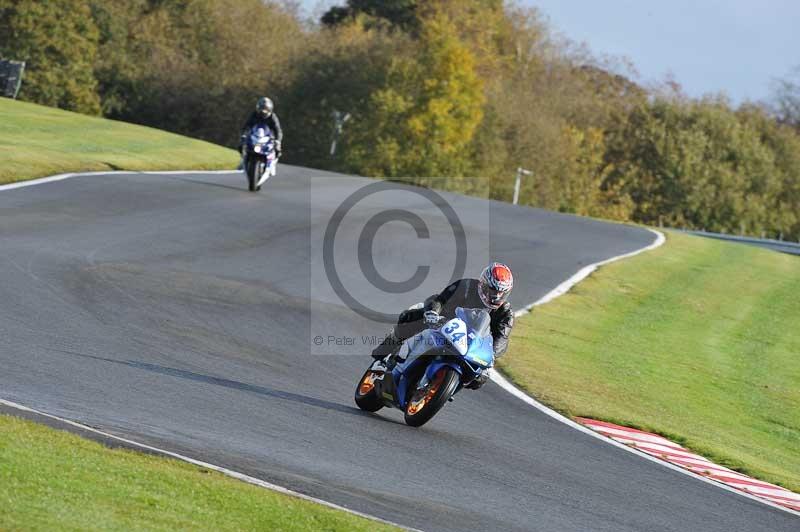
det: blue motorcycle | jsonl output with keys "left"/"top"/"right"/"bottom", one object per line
{"left": 242, "top": 125, "right": 278, "bottom": 192}
{"left": 355, "top": 307, "right": 495, "bottom": 427}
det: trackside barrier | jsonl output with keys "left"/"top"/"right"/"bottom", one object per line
{"left": 682, "top": 230, "right": 800, "bottom": 256}
{"left": 0, "top": 59, "right": 25, "bottom": 99}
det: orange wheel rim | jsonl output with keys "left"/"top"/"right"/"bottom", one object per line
{"left": 407, "top": 369, "right": 446, "bottom": 415}
{"left": 359, "top": 372, "right": 379, "bottom": 395}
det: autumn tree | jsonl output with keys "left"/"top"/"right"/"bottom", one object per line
{"left": 738, "top": 103, "right": 800, "bottom": 239}
{"left": 0, "top": 0, "right": 101, "bottom": 114}
{"left": 605, "top": 97, "right": 792, "bottom": 237}
{"left": 277, "top": 21, "right": 405, "bottom": 170}
{"left": 342, "top": 11, "right": 485, "bottom": 179}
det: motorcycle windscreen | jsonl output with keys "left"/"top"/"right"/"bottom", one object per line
{"left": 456, "top": 307, "right": 494, "bottom": 367}
{"left": 455, "top": 307, "right": 491, "bottom": 336}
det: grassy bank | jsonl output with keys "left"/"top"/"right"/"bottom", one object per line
{"left": 0, "top": 98, "right": 237, "bottom": 184}
{"left": 0, "top": 414, "right": 397, "bottom": 531}
{"left": 500, "top": 231, "right": 800, "bottom": 492}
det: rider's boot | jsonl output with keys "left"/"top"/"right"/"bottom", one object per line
{"left": 371, "top": 331, "right": 402, "bottom": 369}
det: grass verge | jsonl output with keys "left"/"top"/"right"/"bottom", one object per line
{"left": 499, "top": 230, "right": 800, "bottom": 492}
{"left": 0, "top": 98, "right": 237, "bottom": 184}
{"left": 0, "top": 414, "right": 397, "bottom": 531}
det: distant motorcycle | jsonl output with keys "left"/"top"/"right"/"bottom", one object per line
{"left": 355, "top": 307, "right": 495, "bottom": 427}
{"left": 242, "top": 126, "right": 278, "bottom": 192}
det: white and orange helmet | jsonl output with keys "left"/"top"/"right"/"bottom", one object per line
{"left": 478, "top": 262, "right": 513, "bottom": 309}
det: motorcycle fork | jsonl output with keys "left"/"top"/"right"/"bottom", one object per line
{"left": 376, "top": 368, "right": 399, "bottom": 407}
{"left": 415, "top": 373, "right": 431, "bottom": 390}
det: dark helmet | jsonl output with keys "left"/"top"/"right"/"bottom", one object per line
{"left": 256, "top": 97, "right": 274, "bottom": 118}
{"left": 478, "top": 262, "right": 513, "bottom": 309}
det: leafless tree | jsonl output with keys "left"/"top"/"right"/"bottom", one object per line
{"left": 771, "top": 66, "right": 800, "bottom": 131}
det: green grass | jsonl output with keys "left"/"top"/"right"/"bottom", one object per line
{"left": 0, "top": 414, "right": 398, "bottom": 531}
{"left": 499, "top": 230, "right": 800, "bottom": 492}
{"left": 0, "top": 98, "right": 237, "bottom": 184}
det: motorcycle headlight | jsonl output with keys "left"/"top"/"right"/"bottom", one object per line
{"left": 253, "top": 145, "right": 262, "bottom": 153}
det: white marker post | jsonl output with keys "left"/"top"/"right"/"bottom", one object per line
{"left": 513, "top": 167, "right": 532, "bottom": 205}
{"left": 330, "top": 110, "right": 351, "bottom": 156}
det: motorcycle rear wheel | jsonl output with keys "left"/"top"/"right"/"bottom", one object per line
{"left": 403, "top": 367, "right": 459, "bottom": 427}
{"left": 354, "top": 368, "right": 384, "bottom": 412}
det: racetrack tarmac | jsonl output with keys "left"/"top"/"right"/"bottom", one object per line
{"left": 0, "top": 166, "right": 796, "bottom": 531}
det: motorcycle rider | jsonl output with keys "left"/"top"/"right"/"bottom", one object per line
{"left": 238, "top": 96, "right": 283, "bottom": 169}
{"left": 371, "top": 262, "right": 515, "bottom": 389}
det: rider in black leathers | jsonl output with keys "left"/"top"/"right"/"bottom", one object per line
{"left": 371, "top": 263, "right": 515, "bottom": 388}
{"left": 239, "top": 97, "right": 283, "bottom": 163}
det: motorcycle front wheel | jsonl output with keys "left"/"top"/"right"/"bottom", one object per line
{"left": 354, "top": 367, "right": 384, "bottom": 412}
{"left": 246, "top": 157, "right": 257, "bottom": 191}
{"left": 255, "top": 160, "right": 265, "bottom": 191}
{"left": 404, "top": 367, "right": 459, "bottom": 427}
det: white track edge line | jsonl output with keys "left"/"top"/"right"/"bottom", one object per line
{"left": 0, "top": 398, "right": 419, "bottom": 531}
{"left": 492, "top": 228, "right": 800, "bottom": 518}
{"left": 0, "top": 170, "right": 238, "bottom": 191}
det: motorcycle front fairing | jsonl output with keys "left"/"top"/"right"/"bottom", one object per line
{"left": 250, "top": 128, "right": 275, "bottom": 153}
{"left": 429, "top": 307, "right": 495, "bottom": 388}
